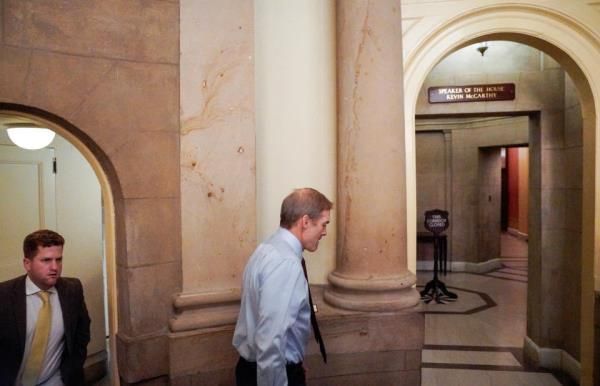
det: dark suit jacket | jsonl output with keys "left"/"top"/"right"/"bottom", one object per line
{"left": 0, "top": 275, "right": 91, "bottom": 386}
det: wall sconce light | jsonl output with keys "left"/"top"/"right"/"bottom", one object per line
{"left": 6, "top": 124, "right": 56, "bottom": 150}
{"left": 477, "top": 42, "right": 489, "bottom": 57}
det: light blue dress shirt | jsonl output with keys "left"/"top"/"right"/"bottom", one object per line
{"left": 233, "top": 228, "right": 311, "bottom": 386}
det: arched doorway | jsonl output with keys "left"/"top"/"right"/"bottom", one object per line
{"left": 403, "top": 5, "right": 600, "bottom": 385}
{"left": 0, "top": 103, "right": 120, "bottom": 384}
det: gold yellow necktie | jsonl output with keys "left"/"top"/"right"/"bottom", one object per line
{"left": 22, "top": 291, "right": 51, "bottom": 386}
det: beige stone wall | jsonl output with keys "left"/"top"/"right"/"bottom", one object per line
{"left": 562, "top": 74, "right": 583, "bottom": 360}
{"left": 416, "top": 116, "right": 528, "bottom": 264}
{"left": 415, "top": 131, "right": 446, "bottom": 262}
{"left": 170, "top": 1, "right": 255, "bottom": 383}
{"left": 0, "top": 1, "right": 180, "bottom": 383}
{"left": 417, "top": 42, "right": 565, "bottom": 113}
{"left": 527, "top": 72, "right": 582, "bottom": 357}
{"left": 180, "top": 0, "right": 255, "bottom": 295}
{"left": 415, "top": 132, "right": 446, "bottom": 232}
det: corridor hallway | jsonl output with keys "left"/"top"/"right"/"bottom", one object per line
{"left": 417, "top": 233, "right": 575, "bottom": 385}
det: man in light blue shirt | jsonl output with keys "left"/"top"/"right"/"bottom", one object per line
{"left": 233, "top": 188, "right": 332, "bottom": 386}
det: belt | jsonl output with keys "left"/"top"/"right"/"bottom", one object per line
{"left": 238, "top": 356, "right": 302, "bottom": 368}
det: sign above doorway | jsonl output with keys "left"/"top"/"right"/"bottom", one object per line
{"left": 428, "top": 83, "right": 515, "bottom": 103}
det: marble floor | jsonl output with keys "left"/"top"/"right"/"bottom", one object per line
{"left": 417, "top": 232, "right": 574, "bottom": 386}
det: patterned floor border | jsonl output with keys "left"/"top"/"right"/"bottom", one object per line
{"left": 416, "top": 284, "right": 497, "bottom": 315}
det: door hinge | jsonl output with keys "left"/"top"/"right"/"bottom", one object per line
{"left": 53, "top": 157, "right": 57, "bottom": 174}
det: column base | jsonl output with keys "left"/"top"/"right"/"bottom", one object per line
{"left": 324, "top": 271, "right": 421, "bottom": 311}
{"left": 168, "top": 286, "right": 423, "bottom": 386}
{"left": 117, "top": 332, "right": 168, "bottom": 384}
{"left": 169, "top": 325, "right": 238, "bottom": 386}
{"left": 306, "top": 286, "right": 423, "bottom": 385}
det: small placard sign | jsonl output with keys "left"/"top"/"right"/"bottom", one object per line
{"left": 424, "top": 209, "right": 449, "bottom": 235}
{"left": 428, "top": 83, "right": 515, "bottom": 104}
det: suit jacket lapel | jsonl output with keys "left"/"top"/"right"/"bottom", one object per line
{"left": 12, "top": 275, "right": 27, "bottom": 358}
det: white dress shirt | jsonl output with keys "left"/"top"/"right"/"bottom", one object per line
{"left": 233, "top": 228, "right": 311, "bottom": 386}
{"left": 16, "top": 276, "right": 65, "bottom": 386}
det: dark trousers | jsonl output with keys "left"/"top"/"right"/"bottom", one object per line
{"left": 235, "top": 356, "right": 306, "bottom": 386}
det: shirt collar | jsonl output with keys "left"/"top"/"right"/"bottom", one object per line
{"left": 278, "top": 227, "right": 303, "bottom": 258}
{"left": 25, "top": 275, "right": 57, "bottom": 296}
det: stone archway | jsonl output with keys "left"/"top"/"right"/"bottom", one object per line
{"left": 402, "top": 4, "right": 600, "bottom": 385}
{"left": 0, "top": 103, "right": 122, "bottom": 384}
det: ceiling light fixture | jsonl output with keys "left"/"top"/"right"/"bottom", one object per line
{"left": 6, "top": 124, "right": 56, "bottom": 150}
{"left": 477, "top": 42, "right": 489, "bottom": 57}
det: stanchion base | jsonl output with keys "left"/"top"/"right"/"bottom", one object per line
{"left": 420, "top": 279, "right": 458, "bottom": 304}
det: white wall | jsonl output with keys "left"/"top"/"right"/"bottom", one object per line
{"left": 255, "top": 0, "right": 337, "bottom": 283}
{"left": 52, "top": 135, "right": 105, "bottom": 358}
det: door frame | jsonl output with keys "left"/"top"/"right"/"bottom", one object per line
{"left": 0, "top": 106, "right": 121, "bottom": 384}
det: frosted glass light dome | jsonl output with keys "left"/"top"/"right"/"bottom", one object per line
{"left": 7, "top": 127, "right": 56, "bottom": 150}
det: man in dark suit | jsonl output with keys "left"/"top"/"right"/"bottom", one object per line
{"left": 0, "top": 229, "right": 91, "bottom": 386}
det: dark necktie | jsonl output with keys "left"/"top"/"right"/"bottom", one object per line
{"left": 301, "top": 258, "right": 327, "bottom": 363}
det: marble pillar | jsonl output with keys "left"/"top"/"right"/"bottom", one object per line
{"left": 324, "top": 0, "right": 420, "bottom": 311}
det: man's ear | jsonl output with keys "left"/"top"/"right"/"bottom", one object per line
{"left": 301, "top": 214, "right": 310, "bottom": 228}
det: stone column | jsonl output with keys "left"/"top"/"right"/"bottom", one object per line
{"left": 324, "top": 0, "right": 420, "bottom": 311}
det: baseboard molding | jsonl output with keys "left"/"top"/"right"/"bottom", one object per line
{"left": 84, "top": 349, "right": 108, "bottom": 384}
{"left": 523, "top": 336, "right": 580, "bottom": 383}
{"left": 416, "top": 260, "right": 436, "bottom": 271}
{"left": 417, "top": 258, "right": 503, "bottom": 274}
{"left": 169, "top": 309, "right": 423, "bottom": 386}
